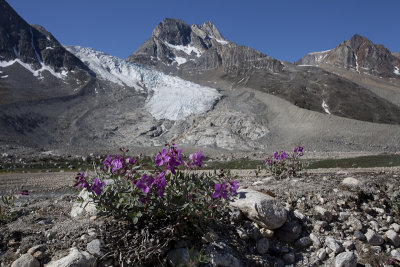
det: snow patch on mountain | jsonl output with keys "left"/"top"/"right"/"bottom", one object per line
{"left": 65, "top": 45, "right": 221, "bottom": 121}
{"left": 322, "top": 100, "right": 331, "bottom": 114}
{"left": 394, "top": 66, "right": 400, "bottom": 75}
{"left": 0, "top": 59, "right": 66, "bottom": 79}
{"left": 165, "top": 42, "right": 202, "bottom": 57}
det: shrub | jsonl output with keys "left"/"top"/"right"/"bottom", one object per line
{"left": 0, "top": 194, "right": 18, "bottom": 223}
{"left": 73, "top": 143, "right": 238, "bottom": 233}
{"left": 265, "top": 145, "right": 305, "bottom": 178}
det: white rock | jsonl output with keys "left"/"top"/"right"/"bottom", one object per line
{"left": 310, "top": 233, "right": 321, "bottom": 248}
{"left": 86, "top": 239, "right": 102, "bottom": 256}
{"left": 11, "top": 254, "right": 40, "bottom": 267}
{"left": 70, "top": 189, "right": 97, "bottom": 218}
{"left": 386, "top": 230, "right": 400, "bottom": 247}
{"left": 294, "top": 210, "right": 306, "bottom": 221}
{"left": 252, "top": 181, "right": 264, "bottom": 186}
{"left": 341, "top": 177, "right": 362, "bottom": 187}
{"left": 45, "top": 247, "right": 95, "bottom": 267}
{"left": 392, "top": 223, "right": 400, "bottom": 233}
{"left": 391, "top": 249, "right": 400, "bottom": 260}
{"left": 230, "top": 189, "right": 287, "bottom": 229}
{"left": 335, "top": 252, "right": 357, "bottom": 267}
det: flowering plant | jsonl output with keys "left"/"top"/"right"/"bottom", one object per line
{"left": 265, "top": 145, "right": 304, "bottom": 178}
{"left": 73, "top": 144, "right": 238, "bottom": 232}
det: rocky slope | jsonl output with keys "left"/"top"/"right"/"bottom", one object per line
{"left": 393, "top": 52, "right": 400, "bottom": 60}
{"left": 296, "top": 34, "right": 400, "bottom": 79}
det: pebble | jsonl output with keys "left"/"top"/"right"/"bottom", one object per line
{"left": 325, "top": 237, "right": 344, "bottom": 255}
{"left": 386, "top": 230, "right": 400, "bottom": 247}
{"left": 87, "top": 239, "right": 102, "bottom": 256}
{"left": 343, "top": 240, "right": 355, "bottom": 251}
{"left": 318, "top": 248, "right": 327, "bottom": 260}
{"left": 369, "top": 221, "right": 380, "bottom": 232}
{"left": 256, "top": 238, "right": 269, "bottom": 254}
{"left": 260, "top": 228, "right": 274, "bottom": 238}
{"left": 339, "top": 212, "right": 351, "bottom": 221}
{"left": 315, "top": 206, "right": 332, "bottom": 222}
{"left": 294, "top": 210, "right": 306, "bottom": 221}
{"left": 295, "top": 237, "right": 312, "bottom": 248}
{"left": 309, "top": 233, "right": 321, "bottom": 248}
{"left": 354, "top": 230, "right": 366, "bottom": 241}
{"left": 392, "top": 223, "right": 400, "bottom": 233}
{"left": 365, "top": 229, "right": 384, "bottom": 246}
{"left": 282, "top": 252, "right": 296, "bottom": 264}
{"left": 347, "top": 216, "right": 363, "bottom": 231}
{"left": 335, "top": 251, "right": 357, "bottom": 267}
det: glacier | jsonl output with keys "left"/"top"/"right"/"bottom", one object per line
{"left": 65, "top": 46, "right": 221, "bottom": 121}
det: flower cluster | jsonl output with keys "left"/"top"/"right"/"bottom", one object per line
{"left": 264, "top": 145, "right": 305, "bottom": 178}
{"left": 73, "top": 171, "right": 105, "bottom": 196}
{"left": 212, "top": 181, "right": 239, "bottom": 199}
{"left": 72, "top": 143, "right": 238, "bottom": 229}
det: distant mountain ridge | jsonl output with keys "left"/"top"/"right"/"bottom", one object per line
{"left": 296, "top": 34, "right": 400, "bottom": 79}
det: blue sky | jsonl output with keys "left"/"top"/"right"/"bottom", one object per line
{"left": 7, "top": 0, "right": 400, "bottom": 63}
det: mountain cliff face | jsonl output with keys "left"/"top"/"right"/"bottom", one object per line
{"left": 393, "top": 52, "right": 400, "bottom": 60}
{"left": 296, "top": 34, "right": 400, "bottom": 78}
{"left": 127, "top": 18, "right": 283, "bottom": 75}
{"left": 0, "top": 0, "right": 93, "bottom": 104}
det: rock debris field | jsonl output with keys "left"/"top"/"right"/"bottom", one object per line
{"left": 1, "top": 167, "right": 400, "bottom": 266}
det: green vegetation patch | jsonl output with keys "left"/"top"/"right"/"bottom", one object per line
{"left": 307, "top": 154, "right": 400, "bottom": 169}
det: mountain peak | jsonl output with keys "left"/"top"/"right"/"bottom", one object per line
{"left": 198, "top": 21, "right": 225, "bottom": 41}
{"left": 152, "top": 18, "right": 191, "bottom": 46}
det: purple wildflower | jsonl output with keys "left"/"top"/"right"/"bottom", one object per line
{"left": 103, "top": 155, "right": 112, "bottom": 171}
{"left": 74, "top": 172, "right": 89, "bottom": 189}
{"left": 212, "top": 183, "right": 229, "bottom": 199}
{"left": 136, "top": 174, "right": 155, "bottom": 194}
{"left": 155, "top": 172, "right": 166, "bottom": 197}
{"left": 279, "top": 151, "right": 288, "bottom": 162}
{"left": 229, "top": 181, "right": 239, "bottom": 195}
{"left": 188, "top": 150, "right": 205, "bottom": 168}
{"left": 111, "top": 155, "right": 123, "bottom": 173}
{"left": 155, "top": 148, "right": 170, "bottom": 166}
{"left": 273, "top": 151, "right": 279, "bottom": 161}
{"left": 126, "top": 157, "right": 136, "bottom": 165}
{"left": 91, "top": 178, "right": 105, "bottom": 196}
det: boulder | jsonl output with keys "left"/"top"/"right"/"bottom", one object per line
{"left": 230, "top": 189, "right": 287, "bottom": 229}
{"left": 11, "top": 254, "right": 40, "bottom": 267}
{"left": 45, "top": 247, "right": 95, "bottom": 267}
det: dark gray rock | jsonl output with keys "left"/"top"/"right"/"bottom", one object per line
{"left": 275, "top": 221, "right": 302, "bottom": 243}
{"left": 365, "top": 229, "right": 384, "bottom": 246}
{"left": 256, "top": 238, "right": 269, "bottom": 254}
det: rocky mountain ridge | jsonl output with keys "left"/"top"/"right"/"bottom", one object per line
{"left": 296, "top": 34, "right": 400, "bottom": 79}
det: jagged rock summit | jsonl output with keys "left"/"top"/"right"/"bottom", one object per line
{"left": 296, "top": 34, "right": 400, "bottom": 78}
{"left": 128, "top": 18, "right": 283, "bottom": 74}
